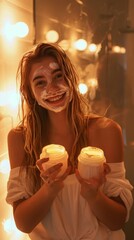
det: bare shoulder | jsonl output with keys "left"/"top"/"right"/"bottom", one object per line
{"left": 7, "top": 128, "right": 26, "bottom": 168}
{"left": 92, "top": 115, "right": 122, "bottom": 132}
{"left": 87, "top": 114, "right": 124, "bottom": 163}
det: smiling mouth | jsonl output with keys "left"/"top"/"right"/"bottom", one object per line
{"left": 44, "top": 93, "right": 66, "bottom": 103}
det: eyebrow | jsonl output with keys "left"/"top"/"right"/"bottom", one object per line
{"left": 32, "top": 68, "right": 61, "bottom": 82}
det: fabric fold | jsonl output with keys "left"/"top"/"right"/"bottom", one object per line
{"left": 6, "top": 162, "right": 133, "bottom": 240}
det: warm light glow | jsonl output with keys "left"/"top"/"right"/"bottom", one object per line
{"left": 120, "top": 47, "right": 126, "bottom": 54}
{"left": 112, "top": 45, "right": 121, "bottom": 53}
{"left": 0, "top": 159, "right": 10, "bottom": 174}
{"left": 87, "top": 78, "right": 98, "bottom": 100}
{"left": 88, "top": 78, "right": 98, "bottom": 88}
{"left": 1, "top": 21, "right": 29, "bottom": 40}
{"left": 1, "top": 22, "right": 15, "bottom": 41}
{"left": 46, "top": 30, "right": 59, "bottom": 43}
{"left": 112, "top": 45, "right": 126, "bottom": 54}
{"left": 0, "top": 90, "right": 20, "bottom": 110}
{"left": 88, "top": 43, "right": 97, "bottom": 53}
{"left": 0, "top": 92, "right": 7, "bottom": 106}
{"left": 3, "top": 218, "right": 15, "bottom": 234}
{"left": 74, "top": 39, "right": 87, "bottom": 51}
{"left": 78, "top": 83, "right": 88, "bottom": 94}
{"left": 59, "top": 40, "right": 70, "bottom": 51}
{"left": 13, "top": 22, "right": 29, "bottom": 38}
{"left": 2, "top": 217, "right": 26, "bottom": 239}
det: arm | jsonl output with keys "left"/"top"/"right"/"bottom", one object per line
{"left": 7, "top": 129, "right": 69, "bottom": 233}
{"left": 76, "top": 118, "right": 128, "bottom": 230}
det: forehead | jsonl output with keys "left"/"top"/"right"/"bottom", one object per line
{"left": 29, "top": 56, "right": 59, "bottom": 79}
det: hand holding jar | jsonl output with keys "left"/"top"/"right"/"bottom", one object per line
{"left": 37, "top": 144, "right": 70, "bottom": 186}
{"left": 76, "top": 146, "right": 110, "bottom": 203}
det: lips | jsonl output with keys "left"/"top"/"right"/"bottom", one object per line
{"left": 44, "top": 92, "right": 66, "bottom": 103}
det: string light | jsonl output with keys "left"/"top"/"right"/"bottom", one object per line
{"left": 88, "top": 43, "right": 97, "bottom": 53}
{"left": 78, "top": 83, "right": 88, "bottom": 94}
{"left": 112, "top": 45, "right": 126, "bottom": 54}
{"left": 45, "top": 30, "right": 59, "bottom": 43}
{"left": 73, "top": 39, "right": 87, "bottom": 51}
{"left": 1, "top": 21, "right": 29, "bottom": 40}
{"left": 13, "top": 22, "right": 29, "bottom": 38}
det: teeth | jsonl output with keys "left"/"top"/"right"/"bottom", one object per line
{"left": 48, "top": 95, "right": 63, "bottom": 102}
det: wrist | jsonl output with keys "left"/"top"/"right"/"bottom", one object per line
{"left": 42, "top": 180, "right": 63, "bottom": 200}
{"left": 88, "top": 189, "right": 103, "bottom": 208}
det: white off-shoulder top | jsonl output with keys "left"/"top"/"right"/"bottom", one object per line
{"left": 6, "top": 162, "right": 133, "bottom": 240}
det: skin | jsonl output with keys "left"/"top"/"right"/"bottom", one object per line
{"left": 7, "top": 56, "right": 127, "bottom": 234}
{"left": 30, "top": 58, "right": 72, "bottom": 113}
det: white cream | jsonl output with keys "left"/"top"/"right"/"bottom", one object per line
{"left": 78, "top": 146, "right": 106, "bottom": 179}
{"left": 38, "top": 84, "right": 72, "bottom": 112}
{"left": 40, "top": 144, "right": 68, "bottom": 176}
{"left": 31, "top": 60, "right": 72, "bottom": 113}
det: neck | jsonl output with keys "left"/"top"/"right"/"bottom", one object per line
{"left": 47, "top": 109, "right": 70, "bottom": 135}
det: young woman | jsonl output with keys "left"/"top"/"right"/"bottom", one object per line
{"left": 6, "top": 43, "right": 133, "bottom": 240}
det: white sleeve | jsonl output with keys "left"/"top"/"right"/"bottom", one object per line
{"left": 102, "top": 162, "right": 133, "bottom": 222}
{"left": 6, "top": 167, "right": 33, "bottom": 205}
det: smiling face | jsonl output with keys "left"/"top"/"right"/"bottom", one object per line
{"left": 29, "top": 56, "right": 72, "bottom": 113}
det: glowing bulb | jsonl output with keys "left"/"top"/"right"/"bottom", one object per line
{"left": 13, "top": 22, "right": 29, "bottom": 38}
{"left": 120, "top": 47, "right": 126, "bottom": 54}
{"left": 74, "top": 39, "right": 87, "bottom": 51}
{"left": 46, "top": 30, "right": 59, "bottom": 43}
{"left": 78, "top": 83, "right": 88, "bottom": 94}
{"left": 112, "top": 45, "right": 121, "bottom": 53}
{"left": 88, "top": 43, "right": 97, "bottom": 53}
{"left": 88, "top": 78, "right": 98, "bottom": 88}
{"left": 112, "top": 45, "right": 126, "bottom": 54}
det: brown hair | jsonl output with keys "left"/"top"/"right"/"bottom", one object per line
{"left": 16, "top": 43, "right": 90, "bottom": 191}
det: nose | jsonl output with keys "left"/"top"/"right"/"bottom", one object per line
{"left": 46, "top": 80, "right": 56, "bottom": 94}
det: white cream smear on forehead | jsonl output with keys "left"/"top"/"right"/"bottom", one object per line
{"left": 49, "top": 62, "right": 59, "bottom": 69}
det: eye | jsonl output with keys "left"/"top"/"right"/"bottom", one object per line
{"left": 54, "top": 72, "right": 63, "bottom": 81}
{"left": 35, "top": 80, "right": 47, "bottom": 88}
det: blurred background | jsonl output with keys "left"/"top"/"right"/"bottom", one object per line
{"left": 0, "top": 0, "right": 134, "bottom": 239}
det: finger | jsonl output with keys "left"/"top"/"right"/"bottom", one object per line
{"left": 42, "top": 167, "right": 62, "bottom": 182}
{"left": 57, "top": 166, "right": 71, "bottom": 182}
{"left": 44, "top": 163, "right": 63, "bottom": 175}
{"left": 36, "top": 158, "right": 49, "bottom": 171}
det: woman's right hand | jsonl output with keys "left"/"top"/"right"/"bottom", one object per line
{"left": 36, "top": 158, "right": 71, "bottom": 194}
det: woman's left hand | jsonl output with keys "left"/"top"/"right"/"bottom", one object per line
{"left": 75, "top": 163, "right": 110, "bottom": 204}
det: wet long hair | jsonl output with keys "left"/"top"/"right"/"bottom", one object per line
{"left": 16, "top": 43, "right": 90, "bottom": 191}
